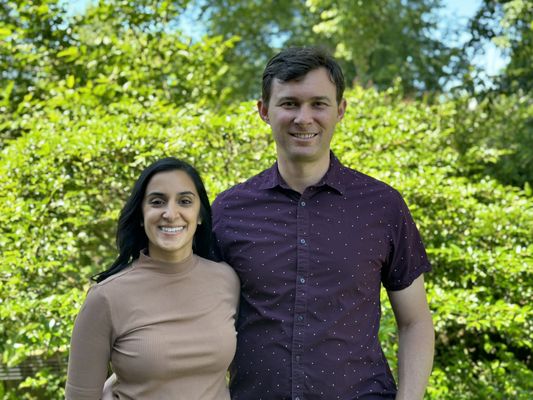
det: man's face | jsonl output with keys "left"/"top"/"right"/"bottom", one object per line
{"left": 258, "top": 67, "right": 346, "bottom": 166}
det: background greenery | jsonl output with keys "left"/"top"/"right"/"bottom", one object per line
{"left": 1, "top": 0, "right": 532, "bottom": 398}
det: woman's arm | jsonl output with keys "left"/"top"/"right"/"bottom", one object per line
{"left": 66, "top": 287, "right": 113, "bottom": 400}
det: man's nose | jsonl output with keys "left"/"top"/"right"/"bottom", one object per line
{"left": 294, "top": 105, "right": 313, "bottom": 125}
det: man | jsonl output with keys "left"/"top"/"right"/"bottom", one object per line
{"left": 212, "top": 47, "right": 434, "bottom": 399}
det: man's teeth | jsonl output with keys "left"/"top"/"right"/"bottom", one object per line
{"left": 160, "top": 226, "right": 184, "bottom": 233}
{"left": 291, "top": 132, "right": 316, "bottom": 139}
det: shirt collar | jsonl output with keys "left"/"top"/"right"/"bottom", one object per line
{"left": 258, "top": 151, "right": 346, "bottom": 195}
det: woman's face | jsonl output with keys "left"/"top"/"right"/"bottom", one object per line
{"left": 142, "top": 169, "right": 201, "bottom": 263}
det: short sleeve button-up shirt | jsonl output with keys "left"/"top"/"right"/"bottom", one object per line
{"left": 212, "top": 153, "right": 431, "bottom": 400}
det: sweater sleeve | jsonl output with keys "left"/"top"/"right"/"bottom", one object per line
{"left": 66, "top": 285, "right": 113, "bottom": 400}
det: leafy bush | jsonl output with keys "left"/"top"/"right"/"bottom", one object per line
{"left": 1, "top": 83, "right": 532, "bottom": 399}
{"left": 452, "top": 92, "right": 533, "bottom": 189}
{"left": 335, "top": 86, "right": 532, "bottom": 399}
{"left": 0, "top": 88, "right": 272, "bottom": 398}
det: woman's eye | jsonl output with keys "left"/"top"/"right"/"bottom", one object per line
{"left": 150, "top": 199, "right": 164, "bottom": 206}
{"left": 180, "top": 198, "right": 193, "bottom": 205}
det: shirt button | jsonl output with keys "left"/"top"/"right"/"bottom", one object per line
{"left": 300, "top": 201, "right": 306, "bottom": 207}
{"left": 297, "top": 314, "right": 304, "bottom": 321}
{"left": 299, "top": 277, "right": 305, "bottom": 284}
{"left": 295, "top": 397, "right": 300, "bottom": 400}
{"left": 295, "top": 355, "right": 301, "bottom": 362}
{"left": 300, "top": 238, "right": 306, "bottom": 245}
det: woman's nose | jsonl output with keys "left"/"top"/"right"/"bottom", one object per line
{"left": 163, "top": 205, "right": 178, "bottom": 220}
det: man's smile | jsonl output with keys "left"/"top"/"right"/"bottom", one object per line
{"left": 289, "top": 132, "right": 318, "bottom": 139}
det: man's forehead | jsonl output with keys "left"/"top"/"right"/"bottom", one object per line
{"left": 270, "top": 71, "right": 336, "bottom": 100}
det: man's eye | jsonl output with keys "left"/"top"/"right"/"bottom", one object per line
{"left": 281, "top": 102, "right": 296, "bottom": 108}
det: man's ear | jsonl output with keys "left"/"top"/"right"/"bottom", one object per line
{"left": 337, "top": 98, "right": 347, "bottom": 121}
{"left": 257, "top": 99, "right": 270, "bottom": 124}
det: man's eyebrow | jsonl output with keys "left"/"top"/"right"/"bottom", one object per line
{"left": 310, "top": 96, "right": 333, "bottom": 102}
{"left": 276, "top": 96, "right": 298, "bottom": 102}
{"left": 276, "top": 95, "right": 332, "bottom": 102}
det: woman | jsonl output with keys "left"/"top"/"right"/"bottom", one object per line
{"left": 66, "top": 157, "right": 239, "bottom": 399}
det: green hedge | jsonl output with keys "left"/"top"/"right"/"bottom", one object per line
{"left": 1, "top": 84, "right": 532, "bottom": 399}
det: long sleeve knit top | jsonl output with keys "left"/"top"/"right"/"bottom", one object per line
{"left": 66, "top": 252, "right": 239, "bottom": 400}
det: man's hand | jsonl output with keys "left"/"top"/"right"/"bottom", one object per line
{"left": 102, "top": 373, "right": 117, "bottom": 400}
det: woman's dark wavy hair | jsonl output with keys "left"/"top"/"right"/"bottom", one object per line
{"left": 92, "top": 157, "right": 214, "bottom": 283}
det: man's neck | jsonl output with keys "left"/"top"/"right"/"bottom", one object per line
{"left": 277, "top": 154, "right": 330, "bottom": 194}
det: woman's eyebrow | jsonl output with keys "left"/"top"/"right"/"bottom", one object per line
{"left": 146, "top": 191, "right": 196, "bottom": 196}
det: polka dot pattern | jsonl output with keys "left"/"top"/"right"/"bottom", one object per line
{"left": 212, "top": 154, "right": 431, "bottom": 399}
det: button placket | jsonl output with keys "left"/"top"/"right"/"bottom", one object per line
{"left": 292, "top": 195, "right": 309, "bottom": 399}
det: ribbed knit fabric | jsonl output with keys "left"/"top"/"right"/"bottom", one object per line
{"left": 66, "top": 252, "right": 239, "bottom": 400}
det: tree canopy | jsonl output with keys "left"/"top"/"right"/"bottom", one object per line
{"left": 197, "top": 0, "right": 470, "bottom": 98}
{"left": 468, "top": 0, "right": 533, "bottom": 93}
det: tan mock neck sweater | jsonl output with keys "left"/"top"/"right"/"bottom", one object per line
{"left": 66, "top": 252, "right": 239, "bottom": 400}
